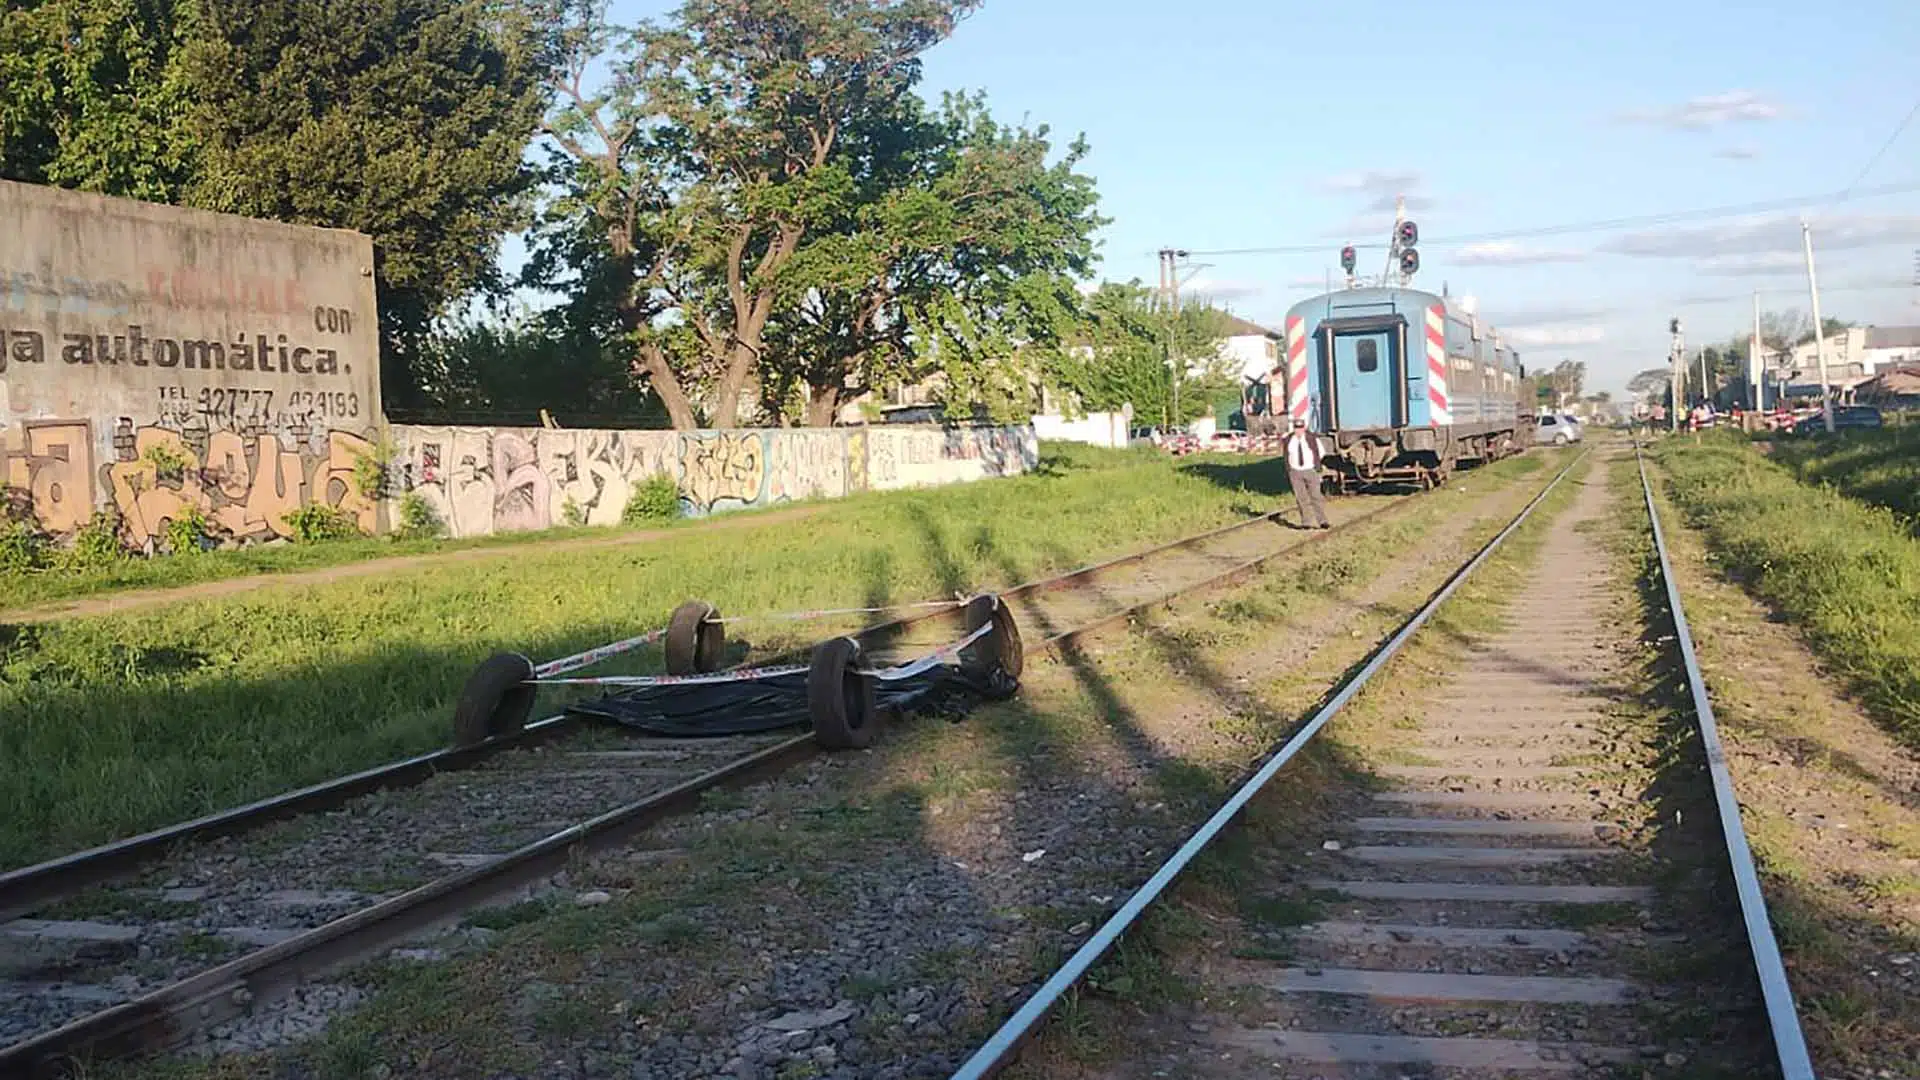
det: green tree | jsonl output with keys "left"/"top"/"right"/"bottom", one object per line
{"left": 1, "top": 0, "right": 558, "bottom": 411}
{"left": 411, "top": 306, "right": 663, "bottom": 424}
{"left": 0, "top": 0, "right": 198, "bottom": 199}
{"left": 180, "top": 0, "right": 559, "bottom": 409}
{"left": 540, "top": 0, "right": 980, "bottom": 429}
{"left": 1048, "top": 282, "right": 1235, "bottom": 430}
{"left": 758, "top": 91, "right": 1104, "bottom": 427}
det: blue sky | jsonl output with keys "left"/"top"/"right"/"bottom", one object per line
{"left": 577, "top": 0, "right": 1920, "bottom": 395}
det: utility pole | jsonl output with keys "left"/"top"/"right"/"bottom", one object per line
{"left": 1800, "top": 222, "right": 1835, "bottom": 433}
{"left": 1668, "top": 317, "right": 1685, "bottom": 433}
{"left": 1157, "top": 247, "right": 1176, "bottom": 432}
{"left": 1698, "top": 347, "right": 1710, "bottom": 411}
{"left": 1751, "top": 292, "right": 1763, "bottom": 413}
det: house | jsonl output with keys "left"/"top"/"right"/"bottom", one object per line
{"left": 1216, "top": 313, "right": 1285, "bottom": 383}
{"left": 1782, "top": 325, "right": 1920, "bottom": 383}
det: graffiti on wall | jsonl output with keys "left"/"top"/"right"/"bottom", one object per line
{"left": 2, "top": 418, "right": 379, "bottom": 548}
{"left": 394, "top": 427, "right": 683, "bottom": 537}
{"left": 387, "top": 423, "right": 1035, "bottom": 539}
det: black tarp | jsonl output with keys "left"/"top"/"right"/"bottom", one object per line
{"left": 565, "top": 667, "right": 994, "bottom": 738}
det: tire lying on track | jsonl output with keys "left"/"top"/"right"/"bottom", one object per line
{"left": 453, "top": 652, "right": 537, "bottom": 747}
{"left": 808, "top": 636, "right": 877, "bottom": 750}
{"left": 665, "top": 600, "right": 727, "bottom": 675}
{"left": 960, "top": 593, "right": 1023, "bottom": 700}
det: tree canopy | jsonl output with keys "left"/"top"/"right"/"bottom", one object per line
{"left": 5, "top": 0, "right": 1112, "bottom": 429}
{"left": 1, "top": 0, "right": 560, "bottom": 408}
{"left": 1046, "top": 282, "right": 1236, "bottom": 429}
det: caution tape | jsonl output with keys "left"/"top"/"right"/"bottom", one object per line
{"left": 859, "top": 619, "right": 995, "bottom": 682}
{"left": 526, "top": 620, "right": 997, "bottom": 689}
{"left": 705, "top": 599, "right": 967, "bottom": 625}
{"left": 533, "top": 628, "right": 669, "bottom": 679}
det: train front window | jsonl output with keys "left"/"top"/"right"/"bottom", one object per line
{"left": 1356, "top": 339, "right": 1378, "bottom": 373}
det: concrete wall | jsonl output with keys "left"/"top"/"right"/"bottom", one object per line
{"left": 1032, "top": 409, "right": 1133, "bottom": 449}
{"left": 1, "top": 180, "right": 382, "bottom": 548}
{"left": 386, "top": 422, "right": 1039, "bottom": 538}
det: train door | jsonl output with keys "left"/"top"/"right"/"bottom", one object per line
{"left": 1328, "top": 328, "right": 1400, "bottom": 429}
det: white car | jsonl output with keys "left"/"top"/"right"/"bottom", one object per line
{"left": 1536, "top": 413, "right": 1582, "bottom": 445}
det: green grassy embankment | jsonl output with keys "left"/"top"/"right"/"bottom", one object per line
{"left": 1650, "top": 434, "right": 1920, "bottom": 748}
{"left": 1766, "top": 424, "right": 1920, "bottom": 527}
{"left": 0, "top": 442, "right": 1167, "bottom": 613}
{"left": 0, "top": 442, "right": 1285, "bottom": 868}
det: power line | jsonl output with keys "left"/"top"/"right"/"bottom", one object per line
{"left": 1841, "top": 92, "right": 1920, "bottom": 198}
{"left": 1172, "top": 179, "right": 1920, "bottom": 258}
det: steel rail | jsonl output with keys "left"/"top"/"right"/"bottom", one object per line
{"left": 1634, "top": 444, "right": 1816, "bottom": 1080}
{"left": 946, "top": 448, "right": 1589, "bottom": 1080}
{"left": 0, "top": 478, "right": 1456, "bottom": 1076}
{"left": 0, "top": 500, "right": 1345, "bottom": 919}
{"left": 0, "top": 735, "right": 816, "bottom": 1080}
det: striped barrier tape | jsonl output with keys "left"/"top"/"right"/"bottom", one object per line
{"left": 706, "top": 599, "right": 967, "bottom": 625}
{"left": 533, "top": 629, "right": 669, "bottom": 679}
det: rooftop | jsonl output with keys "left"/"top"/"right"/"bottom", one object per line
{"left": 1218, "top": 313, "right": 1280, "bottom": 338}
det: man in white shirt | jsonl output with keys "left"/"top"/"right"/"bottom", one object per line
{"left": 1284, "top": 418, "right": 1331, "bottom": 529}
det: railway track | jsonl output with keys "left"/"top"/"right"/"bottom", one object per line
{"left": 0, "top": 466, "right": 1511, "bottom": 1078}
{"left": 951, "top": 442, "right": 1816, "bottom": 1080}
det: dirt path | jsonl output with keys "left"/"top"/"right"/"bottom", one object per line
{"left": 1123, "top": 452, "right": 1771, "bottom": 1078}
{"left": 2, "top": 505, "right": 828, "bottom": 625}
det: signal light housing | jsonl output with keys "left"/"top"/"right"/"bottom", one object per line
{"left": 1399, "top": 248, "right": 1420, "bottom": 276}
{"left": 1397, "top": 220, "right": 1419, "bottom": 248}
{"left": 1339, "top": 245, "right": 1357, "bottom": 274}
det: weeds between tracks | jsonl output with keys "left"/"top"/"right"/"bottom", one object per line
{"left": 108, "top": 452, "right": 1565, "bottom": 1080}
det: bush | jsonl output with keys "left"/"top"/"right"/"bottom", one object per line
{"left": 0, "top": 519, "right": 48, "bottom": 573}
{"left": 622, "top": 475, "right": 681, "bottom": 524}
{"left": 285, "top": 505, "right": 363, "bottom": 543}
{"left": 352, "top": 438, "right": 396, "bottom": 501}
{"left": 393, "top": 493, "right": 442, "bottom": 540}
{"left": 165, "top": 506, "right": 211, "bottom": 555}
{"left": 562, "top": 495, "right": 587, "bottom": 528}
{"left": 61, "top": 511, "right": 127, "bottom": 571}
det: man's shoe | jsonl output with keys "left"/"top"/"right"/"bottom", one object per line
{"left": 1318, "top": 523, "right": 1331, "bottom": 530}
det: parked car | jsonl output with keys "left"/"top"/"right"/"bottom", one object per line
{"left": 1207, "top": 430, "right": 1249, "bottom": 454}
{"left": 1535, "top": 413, "right": 1582, "bottom": 445}
{"left": 1791, "top": 405, "right": 1883, "bottom": 435}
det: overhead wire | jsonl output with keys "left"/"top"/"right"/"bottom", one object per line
{"left": 1837, "top": 91, "right": 1920, "bottom": 200}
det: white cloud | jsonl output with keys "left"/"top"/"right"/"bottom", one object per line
{"left": 1618, "top": 90, "right": 1785, "bottom": 131}
{"left": 1487, "top": 304, "right": 1612, "bottom": 325}
{"left": 1502, "top": 323, "right": 1607, "bottom": 349}
{"left": 1180, "top": 276, "right": 1263, "bottom": 303}
{"left": 1714, "top": 146, "right": 1760, "bottom": 160}
{"left": 1455, "top": 241, "right": 1587, "bottom": 266}
{"left": 1321, "top": 213, "right": 1399, "bottom": 240}
{"left": 1601, "top": 213, "right": 1920, "bottom": 259}
{"left": 1320, "top": 169, "right": 1421, "bottom": 196}
{"left": 1367, "top": 192, "right": 1437, "bottom": 213}
{"left": 1697, "top": 251, "right": 1805, "bottom": 276}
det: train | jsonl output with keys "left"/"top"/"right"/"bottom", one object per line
{"left": 1271, "top": 280, "right": 1532, "bottom": 492}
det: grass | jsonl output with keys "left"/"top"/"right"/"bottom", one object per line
{"left": 0, "top": 441, "right": 1164, "bottom": 614}
{"left": 1649, "top": 433, "right": 1920, "bottom": 748}
{"left": 0, "top": 442, "right": 1304, "bottom": 868}
{"left": 1766, "top": 424, "right": 1920, "bottom": 526}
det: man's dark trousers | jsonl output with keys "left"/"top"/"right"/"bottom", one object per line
{"left": 1290, "top": 467, "right": 1329, "bottom": 528}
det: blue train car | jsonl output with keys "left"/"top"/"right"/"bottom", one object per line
{"left": 1279, "top": 285, "right": 1527, "bottom": 490}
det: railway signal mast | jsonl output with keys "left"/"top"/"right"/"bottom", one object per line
{"left": 1341, "top": 196, "right": 1421, "bottom": 290}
